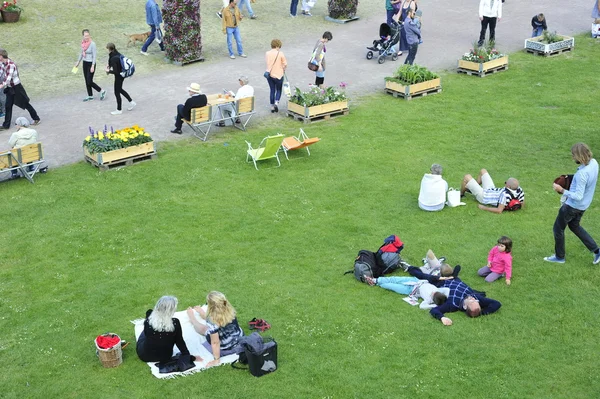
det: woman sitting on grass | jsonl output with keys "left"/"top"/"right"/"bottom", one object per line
{"left": 187, "top": 291, "right": 244, "bottom": 367}
{"left": 136, "top": 296, "right": 194, "bottom": 363}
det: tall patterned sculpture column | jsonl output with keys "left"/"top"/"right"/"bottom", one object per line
{"left": 163, "top": 0, "right": 204, "bottom": 65}
{"left": 327, "top": 0, "right": 358, "bottom": 20}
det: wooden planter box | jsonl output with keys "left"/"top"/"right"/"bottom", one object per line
{"left": 457, "top": 55, "right": 508, "bottom": 77}
{"left": 287, "top": 100, "right": 349, "bottom": 123}
{"left": 384, "top": 78, "right": 442, "bottom": 100}
{"left": 83, "top": 141, "right": 156, "bottom": 171}
{"left": 524, "top": 35, "right": 574, "bottom": 56}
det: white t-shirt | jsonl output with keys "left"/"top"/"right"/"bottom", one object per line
{"left": 235, "top": 84, "right": 254, "bottom": 99}
{"left": 418, "top": 173, "right": 448, "bottom": 211}
{"left": 418, "top": 283, "right": 450, "bottom": 309}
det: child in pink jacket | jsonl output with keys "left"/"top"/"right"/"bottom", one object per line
{"left": 478, "top": 236, "right": 513, "bottom": 285}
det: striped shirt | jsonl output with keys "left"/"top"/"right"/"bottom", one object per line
{"left": 0, "top": 60, "right": 20, "bottom": 87}
{"left": 206, "top": 317, "right": 244, "bottom": 350}
{"left": 482, "top": 186, "right": 524, "bottom": 206}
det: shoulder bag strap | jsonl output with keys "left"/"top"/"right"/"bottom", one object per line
{"left": 267, "top": 51, "right": 280, "bottom": 73}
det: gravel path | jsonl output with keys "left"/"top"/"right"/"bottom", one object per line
{"left": 1, "top": 0, "right": 592, "bottom": 169}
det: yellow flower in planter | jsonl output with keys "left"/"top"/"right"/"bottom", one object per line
{"left": 85, "top": 136, "right": 91, "bottom": 142}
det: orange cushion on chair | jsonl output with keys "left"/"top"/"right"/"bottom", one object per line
{"left": 282, "top": 137, "right": 302, "bottom": 150}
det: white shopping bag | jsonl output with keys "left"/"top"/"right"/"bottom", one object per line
{"left": 446, "top": 188, "right": 465, "bottom": 208}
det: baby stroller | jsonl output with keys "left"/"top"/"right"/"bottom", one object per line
{"left": 366, "top": 20, "right": 400, "bottom": 64}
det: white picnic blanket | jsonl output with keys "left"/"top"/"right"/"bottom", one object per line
{"left": 132, "top": 309, "right": 238, "bottom": 379}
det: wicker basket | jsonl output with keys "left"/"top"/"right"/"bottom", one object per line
{"left": 95, "top": 333, "right": 123, "bottom": 368}
{"left": 1, "top": 10, "right": 21, "bottom": 23}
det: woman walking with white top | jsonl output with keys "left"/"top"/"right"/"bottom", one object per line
{"left": 74, "top": 29, "right": 106, "bottom": 102}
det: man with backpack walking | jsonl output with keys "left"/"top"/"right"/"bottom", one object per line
{"left": 141, "top": 0, "right": 165, "bottom": 55}
{"left": 105, "top": 43, "right": 136, "bottom": 115}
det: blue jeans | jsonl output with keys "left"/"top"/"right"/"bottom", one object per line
{"left": 142, "top": 24, "right": 165, "bottom": 52}
{"left": 267, "top": 75, "right": 283, "bottom": 105}
{"left": 290, "top": 0, "right": 299, "bottom": 15}
{"left": 553, "top": 204, "right": 598, "bottom": 259}
{"left": 226, "top": 27, "right": 244, "bottom": 56}
{"left": 404, "top": 43, "right": 418, "bottom": 65}
{"left": 386, "top": 9, "right": 395, "bottom": 26}
{"left": 377, "top": 276, "right": 419, "bottom": 295}
{"left": 532, "top": 27, "right": 543, "bottom": 37}
{"left": 238, "top": 0, "right": 254, "bottom": 16}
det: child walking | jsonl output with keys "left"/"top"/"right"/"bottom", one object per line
{"left": 186, "top": 291, "right": 244, "bottom": 367}
{"left": 478, "top": 236, "right": 513, "bottom": 285}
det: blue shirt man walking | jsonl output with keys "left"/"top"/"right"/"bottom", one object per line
{"left": 141, "top": 0, "right": 165, "bottom": 55}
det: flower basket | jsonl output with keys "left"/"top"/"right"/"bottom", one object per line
{"left": 524, "top": 35, "right": 574, "bottom": 56}
{"left": 1, "top": 9, "right": 20, "bottom": 22}
{"left": 287, "top": 85, "right": 349, "bottom": 123}
{"left": 83, "top": 125, "right": 156, "bottom": 170}
{"left": 384, "top": 65, "right": 441, "bottom": 99}
{"left": 457, "top": 55, "right": 508, "bottom": 77}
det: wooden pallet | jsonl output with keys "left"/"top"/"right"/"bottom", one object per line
{"left": 85, "top": 152, "right": 157, "bottom": 171}
{"left": 457, "top": 64, "right": 508, "bottom": 77}
{"left": 172, "top": 56, "right": 205, "bottom": 66}
{"left": 525, "top": 47, "right": 572, "bottom": 57}
{"left": 286, "top": 108, "right": 349, "bottom": 123}
{"left": 385, "top": 86, "right": 442, "bottom": 100}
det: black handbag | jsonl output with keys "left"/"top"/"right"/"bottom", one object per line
{"left": 231, "top": 334, "right": 278, "bottom": 377}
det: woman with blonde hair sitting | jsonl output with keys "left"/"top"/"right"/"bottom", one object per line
{"left": 187, "top": 291, "right": 244, "bottom": 367}
{"left": 136, "top": 296, "right": 192, "bottom": 363}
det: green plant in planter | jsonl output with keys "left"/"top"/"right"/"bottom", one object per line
{"left": 541, "top": 30, "right": 564, "bottom": 44}
{"left": 385, "top": 64, "right": 438, "bottom": 85}
{"left": 1, "top": 0, "right": 23, "bottom": 13}
{"left": 289, "top": 83, "right": 348, "bottom": 107}
{"left": 461, "top": 41, "right": 504, "bottom": 62}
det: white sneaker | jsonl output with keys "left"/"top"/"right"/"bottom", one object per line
{"left": 140, "top": 51, "right": 149, "bottom": 56}
{"left": 111, "top": 110, "right": 122, "bottom": 115}
{"left": 239, "top": 54, "right": 247, "bottom": 58}
{"left": 127, "top": 101, "right": 136, "bottom": 111}
{"left": 230, "top": 55, "right": 236, "bottom": 59}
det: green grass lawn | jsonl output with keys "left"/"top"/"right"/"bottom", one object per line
{"left": 1, "top": 36, "right": 600, "bottom": 398}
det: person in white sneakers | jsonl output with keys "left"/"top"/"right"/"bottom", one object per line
{"left": 478, "top": 0, "right": 502, "bottom": 46}
{"left": 105, "top": 43, "right": 136, "bottom": 115}
{"left": 418, "top": 163, "right": 448, "bottom": 211}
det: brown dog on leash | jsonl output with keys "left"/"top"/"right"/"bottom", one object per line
{"left": 124, "top": 32, "right": 151, "bottom": 47}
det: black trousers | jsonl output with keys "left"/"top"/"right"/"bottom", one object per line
{"left": 553, "top": 204, "right": 598, "bottom": 259}
{"left": 404, "top": 43, "right": 418, "bottom": 65}
{"left": 479, "top": 16, "right": 497, "bottom": 45}
{"left": 2, "top": 84, "right": 39, "bottom": 128}
{"left": 83, "top": 61, "right": 102, "bottom": 97}
{"left": 113, "top": 76, "right": 132, "bottom": 111}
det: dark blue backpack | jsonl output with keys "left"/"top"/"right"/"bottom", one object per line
{"left": 119, "top": 55, "right": 135, "bottom": 78}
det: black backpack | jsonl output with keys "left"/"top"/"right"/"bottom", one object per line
{"left": 344, "top": 250, "right": 378, "bottom": 283}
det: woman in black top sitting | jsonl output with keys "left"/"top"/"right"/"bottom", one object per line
{"left": 136, "top": 296, "right": 192, "bottom": 362}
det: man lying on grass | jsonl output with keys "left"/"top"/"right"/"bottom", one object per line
{"left": 461, "top": 169, "right": 525, "bottom": 213}
{"left": 407, "top": 266, "right": 501, "bottom": 326}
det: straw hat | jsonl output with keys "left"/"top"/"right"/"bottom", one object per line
{"left": 187, "top": 83, "right": 201, "bottom": 93}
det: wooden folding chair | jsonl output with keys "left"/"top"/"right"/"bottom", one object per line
{"left": 281, "top": 129, "right": 321, "bottom": 160}
{"left": 184, "top": 105, "right": 213, "bottom": 141}
{"left": 233, "top": 96, "right": 255, "bottom": 132}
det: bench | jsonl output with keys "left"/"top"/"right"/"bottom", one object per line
{"left": 183, "top": 96, "right": 256, "bottom": 141}
{"left": 232, "top": 96, "right": 255, "bottom": 132}
{"left": 0, "top": 142, "right": 45, "bottom": 183}
{"left": 183, "top": 105, "right": 214, "bottom": 141}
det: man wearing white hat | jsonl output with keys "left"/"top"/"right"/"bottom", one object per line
{"left": 171, "top": 83, "right": 207, "bottom": 134}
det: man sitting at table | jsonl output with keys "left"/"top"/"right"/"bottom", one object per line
{"left": 216, "top": 75, "right": 254, "bottom": 127}
{"left": 171, "top": 82, "right": 208, "bottom": 135}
